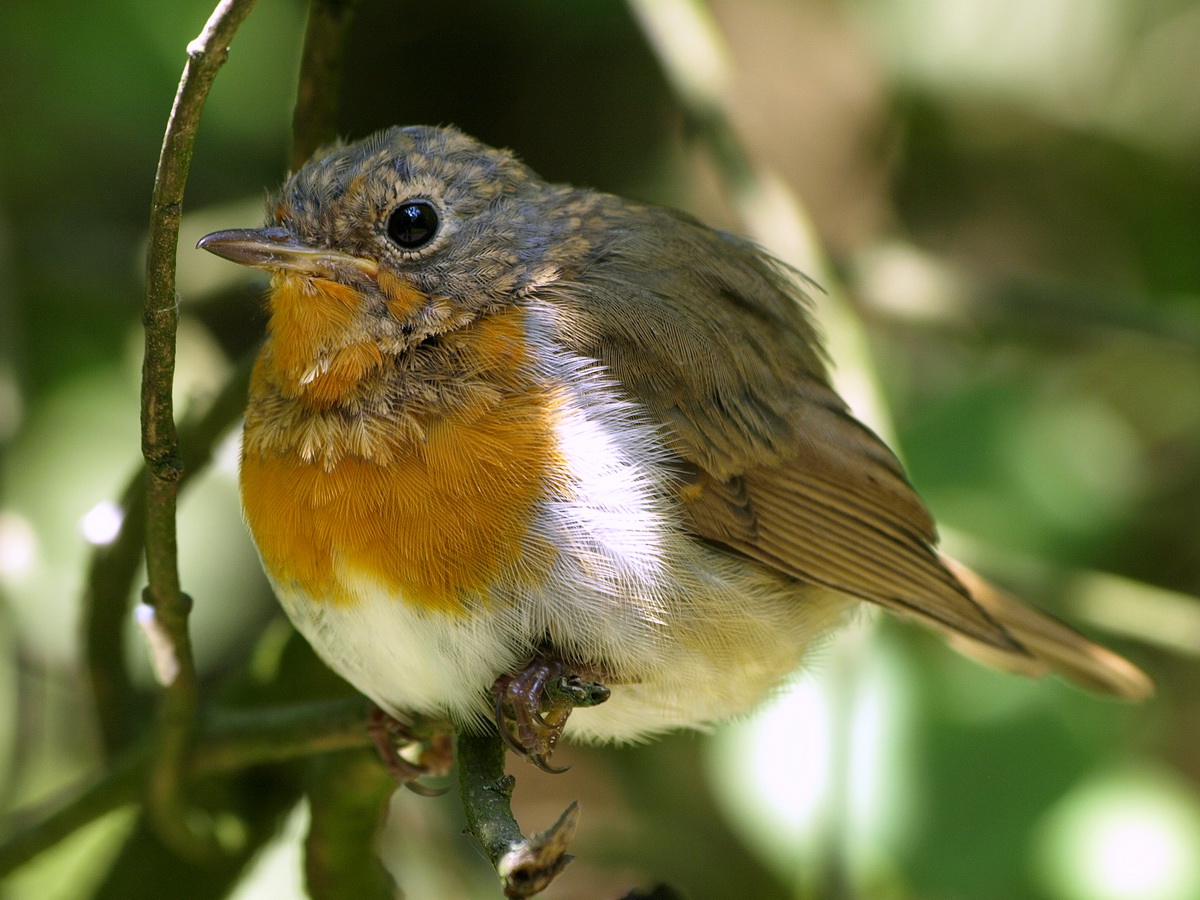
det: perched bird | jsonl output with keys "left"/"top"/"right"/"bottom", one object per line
{"left": 199, "top": 125, "right": 1151, "bottom": 776}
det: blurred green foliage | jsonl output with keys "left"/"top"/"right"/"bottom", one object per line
{"left": 1, "top": 0, "right": 1199, "bottom": 898}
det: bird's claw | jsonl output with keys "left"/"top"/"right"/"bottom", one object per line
{"left": 492, "top": 660, "right": 610, "bottom": 772}
{"left": 368, "top": 706, "right": 453, "bottom": 795}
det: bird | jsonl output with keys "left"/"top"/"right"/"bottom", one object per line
{"left": 198, "top": 124, "right": 1152, "bottom": 778}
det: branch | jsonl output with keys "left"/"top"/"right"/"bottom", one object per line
{"left": 141, "top": 0, "right": 260, "bottom": 858}
{"left": 457, "top": 731, "right": 579, "bottom": 899}
{"left": 291, "top": 0, "right": 361, "bottom": 171}
{"left": 0, "top": 698, "right": 372, "bottom": 878}
{"left": 82, "top": 0, "right": 359, "bottom": 860}
{"left": 88, "top": 0, "right": 355, "bottom": 764}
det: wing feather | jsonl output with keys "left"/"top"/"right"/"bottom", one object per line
{"left": 539, "top": 201, "right": 1150, "bottom": 693}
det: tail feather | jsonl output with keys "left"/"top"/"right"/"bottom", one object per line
{"left": 937, "top": 555, "right": 1154, "bottom": 701}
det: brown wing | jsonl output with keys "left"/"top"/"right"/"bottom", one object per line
{"left": 542, "top": 203, "right": 1151, "bottom": 698}
{"left": 937, "top": 556, "right": 1153, "bottom": 699}
{"left": 544, "top": 205, "right": 1017, "bottom": 651}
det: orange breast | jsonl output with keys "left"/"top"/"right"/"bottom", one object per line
{"left": 241, "top": 308, "right": 562, "bottom": 612}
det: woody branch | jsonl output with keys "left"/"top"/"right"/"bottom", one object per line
{"left": 141, "top": 0, "right": 261, "bottom": 858}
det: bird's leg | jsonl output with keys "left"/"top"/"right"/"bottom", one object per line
{"left": 368, "top": 706, "right": 454, "bottom": 795}
{"left": 492, "top": 656, "right": 611, "bottom": 773}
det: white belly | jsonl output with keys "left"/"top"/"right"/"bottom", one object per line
{"left": 273, "top": 549, "right": 851, "bottom": 743}
{"left": 263, "top": 305, "right": 852, "bottom": 742}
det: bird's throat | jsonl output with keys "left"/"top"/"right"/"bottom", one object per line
{"left": 265, "top": 272, "right": 385, "bottom": 405}
{"left": 240, "top": 304, "right": 566, "bottom": 611}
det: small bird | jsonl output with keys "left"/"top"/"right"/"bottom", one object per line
{"left": 199, "top": 125, "right": 1151, "bottom": 776}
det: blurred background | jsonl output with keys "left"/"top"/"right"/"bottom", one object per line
{"left": 2, "top": 0, "right": 1199, "bottom": 898}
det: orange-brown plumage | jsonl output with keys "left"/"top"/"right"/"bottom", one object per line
{"left": 243, "top": 304, "right": 562, "bottom": 611}
{"left": 198, "top": 124, "right": 1151, "bottom": 770}
{"left": 267, "top": 274, "right": 367, "bottom": 397}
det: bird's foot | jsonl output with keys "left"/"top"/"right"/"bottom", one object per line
{"left": 368, "top": 706, "right": 454, "bottom": 795}
{"left": 492, "top": 658, "right": 611, "bottom": 773}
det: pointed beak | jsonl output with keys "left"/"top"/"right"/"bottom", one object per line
{"left": 196, "top": 227, "right": 378, "bottom": 280}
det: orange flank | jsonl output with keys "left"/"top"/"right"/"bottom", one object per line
{"left": 241, "top": 306, "right": 563, "bottom": 612}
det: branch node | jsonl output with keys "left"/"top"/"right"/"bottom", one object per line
{"left": 457, "top": 729, "right": 580, "bottom": 897}
{"left": 148, "top": 455, "right": 184, "bottom": 481}
{"left": 135, "top": 601, "right": 181, "bottom": 686}
{"left": 492, "top": 773, "right": 516, "bottom": 798}
{"left": 496, "top": 801, "right": 579, "bottom": 899}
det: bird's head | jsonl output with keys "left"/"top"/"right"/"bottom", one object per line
{"left": 198, "top": 125, "right": 591, "bottom": 403}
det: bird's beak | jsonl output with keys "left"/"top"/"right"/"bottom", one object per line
{"left": 197, "top": 227, "right": 378, "bottom": 280}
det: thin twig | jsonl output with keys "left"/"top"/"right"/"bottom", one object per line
{"left": 141, "top": 0, "right": 260, "bottom": 859}
{"left": 291, "top": 0, "right": 361, "bottom": 171}
{"left": 457, "top": 731, "right": 578, "bottom": 899}
{"left": 0, "top": 698, "right": 372, "bottom": 878}
{"left": 82, "top": 0, "right": 360, "bottom": 858}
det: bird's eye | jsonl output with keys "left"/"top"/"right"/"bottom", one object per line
{"left": 386, "top": 201, "right": 439, "bottom": 250}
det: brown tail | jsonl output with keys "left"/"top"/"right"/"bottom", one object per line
{"left": 937, "top": 555, "right": 1154, "bottom": 701}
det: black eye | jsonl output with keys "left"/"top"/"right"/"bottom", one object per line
{"left": 386, "top": 200, "right": 439, "bottom": 250}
